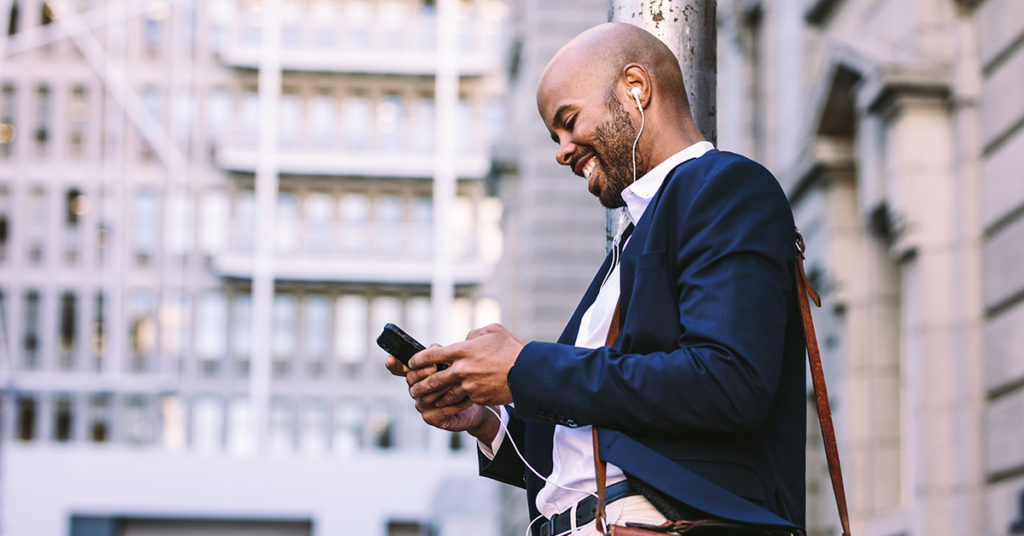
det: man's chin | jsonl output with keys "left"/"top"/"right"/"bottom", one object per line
{"left": 598, "top": 192, "right": 626, "bottom": 209}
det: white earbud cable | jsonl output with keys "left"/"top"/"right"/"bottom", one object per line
{"left": 631, "top": 89, "right": 645, "bottom": 184}
{"left": 484, "top": 406, "right": 599, "bottom": 535}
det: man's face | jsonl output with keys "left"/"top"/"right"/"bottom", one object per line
{"left": 538, "top": 67, "right": 640, "bottom": 209}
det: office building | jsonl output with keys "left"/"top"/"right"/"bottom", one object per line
{"left": 0, "top": 1, "right": 508, "bottom": 534}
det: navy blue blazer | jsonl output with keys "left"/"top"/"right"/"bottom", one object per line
{"left": 480, "top": 150, "right": 806, "bottom": 533}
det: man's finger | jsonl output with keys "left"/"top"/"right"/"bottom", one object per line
{"left": 384, "top": 356, "right": 409, "bottom": 377}
{"left": 409, "top": 366, "right": 454, "bottom": 398}
{"left": 408, "top": 343, "right": 460, "bottom": 370}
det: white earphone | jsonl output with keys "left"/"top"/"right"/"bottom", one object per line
{"left": 630, "top": 86, "right": 645, "bottom": 182}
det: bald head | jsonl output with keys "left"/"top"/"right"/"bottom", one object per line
{"left": 538, "top": 22, "right": 691, "bottom": 120}
{"left": 536, "top": 23, "right": 704, "bottom": 195}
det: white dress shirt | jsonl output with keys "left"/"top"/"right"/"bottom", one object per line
{"left": 482, "top": 141, "right": 715, "bottom": 519}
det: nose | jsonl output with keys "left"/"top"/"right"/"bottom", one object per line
{"left": 555, "top": 139, "right": 576, "bottom": 167}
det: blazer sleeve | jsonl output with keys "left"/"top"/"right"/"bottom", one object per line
{"left": 478, "top": 405, "right": 528, "bottom": 489}
{"left": 508, "top": 158, "right": 795, "bottom": 437}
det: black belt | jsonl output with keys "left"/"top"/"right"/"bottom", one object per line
{"left": 539, "top": 480, "right": 640, "bottom": 536}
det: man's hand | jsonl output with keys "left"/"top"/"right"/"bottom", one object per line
{"left": 408, "top": 323, "right": 525, "bottom": 407}
{"left": 385, "top": 346, "right": 501, "bottom": 444}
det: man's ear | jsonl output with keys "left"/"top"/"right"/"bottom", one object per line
{"left": 622, "top": 63, "right": 651, "bottom": 108}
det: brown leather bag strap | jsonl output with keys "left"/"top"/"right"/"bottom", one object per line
{"left": 593, "top": 300, "right": 622, "bottom": 533}
{"left": 795, "top": 229, "right": 852, "bottom": 536}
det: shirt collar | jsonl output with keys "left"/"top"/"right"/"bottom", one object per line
{"left": 621, "top": 141, "right": 715, "bottom": 226}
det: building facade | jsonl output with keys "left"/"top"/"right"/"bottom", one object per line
{"left": 0, "top": 1, "right": 508, "bottom": 535}
{"left": 717, "top": 0, "right": 1024, "bottom": 534}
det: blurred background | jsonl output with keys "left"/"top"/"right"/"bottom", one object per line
{"left": 0, "top": 0, "right": 1022, "bottom": 535}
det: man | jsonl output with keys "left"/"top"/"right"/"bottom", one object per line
{"left": 386, "top": 22, "right": 806, "bottom": 535}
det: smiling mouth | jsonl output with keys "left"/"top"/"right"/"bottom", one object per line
{"left": 582, "top": 158, "right": 597, "bottom": 179}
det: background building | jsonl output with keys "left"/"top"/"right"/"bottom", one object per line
{"left": 488, "top": 0, "right": 608, "bottom": 529}
{"left": 717, "top": 0, "right": 1024, "bottom": 534}
{"left": 0, "top": 1, "right": 508, "bottom": 534}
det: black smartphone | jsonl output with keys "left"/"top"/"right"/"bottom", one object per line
{"left": 376, "top": 323, "right": 447, "bottom": 370}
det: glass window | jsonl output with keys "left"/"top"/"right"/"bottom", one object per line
{"left": 453, "top": 196, "right": 473, "bottom": 261}
{"left": 339, "top": 193, "right": 369, "bottom": 253}
{"left": 333, "top": 399, "right": 363, "bottom": 454}
{"left": 91, "top": 292, "right": 105, "bottom": 364}
{"left": 479, "top": 196, "right": 503, "bottom": 263}
{"left": 58, "top": 292, "right": 76, "bottom": 368}
{"left": 303, "top": 295, "right": 330, "bottom": 362}
{"left": 161, "top": 395, "right": 186, "bottom": 450}
{"left": 160, "top": 290, "right": 188, "bottom": 362}
{"left": 88, "top": 393, "right": 111, "bottom": 443}
{"left": 139, "top": 87, "right": 161, "bottom": 158}
{"left": 240, "top": 90, "right": 259, "bottom": 147}
{"left": 240, "top": 0, "right": 262, "bottom": 45}
{"left": 64, "top": 188, "right": 85, "bottom": 263}
{"left": 68, "top": 86, "right": 88, "bottom": 158}
{"left": 311, "top": 0, "right": 337, "bottom": 48}
{"left": 476, "top": 297, "right": 502, "bottom": 328}
{"left": 411, "top": 96, "right": 434, "bottom": 153}
{"left": 410, "top": 197, "right": 432, "bottom": 257}
{"left": 342, "top": 94, "right": 371, "bottom": 150}
{"left": 0, "top": 185, "right": 10, "bottom": 261}
{"left": 278, "top": 92, "right": 301, "bottom": 148}
{"left": 165, "top": 190, "right": 192, "bottom": 254}
{"left": 133, "top": 188, "right": 159, "bottom": 261}
{"left": 273, "top": 294, "right": 296, "bottom": 359}
{"left": 310, "top": 92, "right": 336, "bottom": 149}
{"left": 17, "top": 395, "right": 36, "bottom": 441}
{"left": 269, "top": 397, "right": 293, "bottom": 454}
{"left": 344, "top": 0, "right": 372, "bottom": 45}
{"left": 128, "top": 291, "right": 157, "bottom": 365}
{"left": 371, "top": 296, "right": 402, "bottom": 361}
{"left": 143, "top": 4, "right": 166, "bottom": 55}
{"left": 335, "top": 295, "right": 367, "bottom": 365}
{"left": 234, "top": 190, "right": 255, "bottom": 252}
{"left": 6, "top": 1, "right": 17, "bottom": 37}
{"left": 22, "top": 290, "right": 40, "bottom": 369}
{"left": 191, "top": 395, "right": 222, "bottom": 451}
{"left": 450, "top": 297, "right": 473, "bottom": 344}
{"left": 172, "top": 91, "right": 195, "bottom": 151}
{"left": 226, "top": 397, "right": 255, "bottom": 455}
{"left": 374, "top": 196, "right": 404, "bottom": 256}
{"left": 231, "top": 293, "right": 252, "bottom": 359}
{"left": 27, "top": 187, "right": 45, "bottom": 263}
{"left": 377, "top": 94, "right": 404, "bottom": 152}
{"left": 369, "top": 401, "right": 395, "bottom": 449}
{"left": 281, "top": 0, "right": 303, "bottom": 46}
{"left": 457, "top": 99, "right": 474, "bottom": 153}
{"left": 380, "top": 1, "right": 406, "bottom": 49}
{"left": 206, "top": 89, "right": 231, "bottom": 145}
{"left": 122, "top": 395, "right": 153, "bottom": 445}
{"left": 305, "top": 193, "right": 333, "bottom": 254}
{"left": 196, "top": 290, "right": 226, "bottom": 360}
{"left": 406, "top": 297, "right": 431, "bottom": 345}
{"left": 34, "top": 85, "right": 51, "bottom": 155}
{"left": 275, "top": 192, "right": 298, "bottom": 254}
{"left": 199, "top": 189, "right": 227, "bottom": 251}
{"left": 0, "top": 84, "right": 15, "bottom": 157}
{"left": 208, "top": 0, "right": 233, "bottom": 52}
{"left": 299, "top": 399, "right": 328, "bottom": 455}
{"left": 53, "top": 395, "right": 74, "bottom": 442}
{"left": 179, "top": 0, "right": 197, "bottom": 55}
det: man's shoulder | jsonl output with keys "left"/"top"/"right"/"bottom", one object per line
{"left": 662, "top": 149, "right": 782, "bottom": 203}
